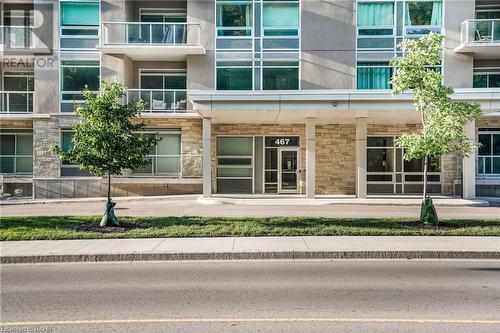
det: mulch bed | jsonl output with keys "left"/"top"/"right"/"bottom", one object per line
{"left": 75, "top": 222, "right": 142, "bottom": 233}
{"left": 401, "top": 221, "right": 458, "bottom": 231}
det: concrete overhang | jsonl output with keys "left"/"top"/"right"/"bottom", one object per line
{"left": 454, "top": 42, "right": 500, "bottom": 59}
{"left": 190, "top": 89, "right": 500, "bottom": 124}
{"left": 99, "top": 45, "right": 205, "bottom": 61}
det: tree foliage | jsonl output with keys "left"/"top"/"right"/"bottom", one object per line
{"left": 390, "top": 33, "right": 481, "bottom": 162}
{"left": 52, "top": 80, "right": 160, "bottom": 177}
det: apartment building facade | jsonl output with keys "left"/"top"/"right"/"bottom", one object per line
{"left": 0, "top": 0, "right": 499, "bottom": 199}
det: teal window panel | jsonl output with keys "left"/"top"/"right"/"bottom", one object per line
{"left": 217, "top": 137, "right": 253, "bottom": 156}
{"left": 357, "top": 2, "right": 394, "bottom": 26}
{"left": 263, "top": 3, "right": 299, "bottom": 27}
{"left": 473, "top": 75, "right": 488, "bottom": 88}
{"left": 216, "top": 67, "right": 253, "bottom": 90}
{"left": 61, "top": 2, "right": 99, "bottom": 26}
{"left": 263, "top": 67, "right": 299, "bottom": 90}
{"left": 357, "top": 64, "right": 393, "bottom": 89}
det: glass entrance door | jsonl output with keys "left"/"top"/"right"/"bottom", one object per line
{"left": 279, "top": 148, "right": 299, "bottom": 193}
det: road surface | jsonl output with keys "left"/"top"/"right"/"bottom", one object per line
{"left": 1, "top": 260, "right": 500, "bottom": 332}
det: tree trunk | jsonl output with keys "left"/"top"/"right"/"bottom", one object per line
{"left": 419, "top": 156, "right": 438, "bottom": 225}
{"left": 100, "top": 172, "right": 120, "bottom": 227}
{"left": 423, "top": 157, "right": 428, "bottom": 200}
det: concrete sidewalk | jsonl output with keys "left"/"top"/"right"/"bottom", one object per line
{"left": 1, "top": 236, "right": 499, "bottom": 263}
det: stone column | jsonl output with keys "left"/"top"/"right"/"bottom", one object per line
{"left": 463, "top": 121, "right": 476, "bottom": 199}
{"left": 202, "top": 117, "right": 212, "bottom": 198}
{"left": 356, "top": 117, "right": 368, "bottom": 199}
{"left": 305, "top": 117, "right": 316, "bottom": 198}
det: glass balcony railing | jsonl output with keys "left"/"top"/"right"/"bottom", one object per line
{"left": 101, "top": 22, "right": 201, "bottom": 46}
{"left": 460, "top": 19, "right": 500, "bottom": 45}
{"left": 127, "top": 89, "right": 188, "bottom": 113}
{"left": 0, "top": 26, "right": 33, "bottom": 49}
{"left": 0, "top": 91, "right": 34, "bottom": 113}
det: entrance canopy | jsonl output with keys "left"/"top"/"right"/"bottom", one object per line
{"left": 190, "top": 89, "right": 500, "bottom": 124}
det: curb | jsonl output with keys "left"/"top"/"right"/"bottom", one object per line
{"left": 2, "top": 251, "right": 499, "bottom": 264}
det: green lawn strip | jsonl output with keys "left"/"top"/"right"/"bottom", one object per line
{"left": 1, "top": 216, "right": 500, "bottom": 241}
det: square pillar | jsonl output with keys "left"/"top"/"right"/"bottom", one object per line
{"left": 463, "top": 121, "right": 476, "bottom": 199}
{"left": 305, "top": 117, "right": 316, "bottom": 198}
{"left": 356, "top": 117, "right": 368, "bottom": 199}
{"left": 202, "top": 118, "right": 212, "bottom": 198}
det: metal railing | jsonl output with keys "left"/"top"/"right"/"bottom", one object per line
{"left": 131, "top": 155, "right": 203, "bottom": 178}
{"left": 460, "top": 19, "right": 500, "bottom": 44}
{"left": 0, "top": 25, "right": 33, "bottom": 48}
{"left": 101, "top": 22, "right": 201, "bottom": 46}
{"left": 0, "top": 91, "right": 34, "bottom": 113}
{"left": 127, "top": 89, "right": 188, "bottom": 113}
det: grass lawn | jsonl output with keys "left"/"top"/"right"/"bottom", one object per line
{"left": 1, "top": 216, "right": 500, "bottom": 241}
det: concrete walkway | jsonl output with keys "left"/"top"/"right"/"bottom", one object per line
{"left": 1, "top": 195, "right": 500, "bottom": 219}
{"left": 2, "top": 236, "right": 499, "bottom": 263}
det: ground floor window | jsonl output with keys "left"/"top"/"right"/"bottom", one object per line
{"left": 367, "top": 136, "right": 441, "bottom": 194}
{"left": 132, "top": 130, "right": 182, "bottom": 177}
{"left": 477, "top": 128, "right": 500, "bottom": 177}
{"left": 473, "top": 68, "right": 500, "bottom": 88}
{"left": 0, "top": 130, "right": 33, "bottom": 174}
{"left": 61, "top": 129, "right": 182, "bottom": 177}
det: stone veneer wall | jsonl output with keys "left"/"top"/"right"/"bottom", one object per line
{"left": 316, "top": 124, "right": 356, "bottom": 194}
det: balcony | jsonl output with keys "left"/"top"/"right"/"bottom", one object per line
{"left": 127, "top": 89, "right": 189, "bottom": 113}
{"left": 0, "top": 91, "right": 33, "bottom": 114}
{"left": 455, "top": 19, "right": 500, "bottom": 58}
{"left": 100, "top": 22, "right": 205, "bottom": 60}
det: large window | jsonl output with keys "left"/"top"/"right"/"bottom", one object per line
{"left": 473, "top": 68, "right": 500, "bottom": 88}
{"left": 60, "top": 2, "right": 99, "bottom": 26}
{"left": 61, "top": 130, "right": 183, "bottom": 177}
{"left": 367, "top": 136, "right": 441, "bottom": 194}
{"left": 133, "top": 131, "right": 182, "bottom": 177}
{"left": 60, "top": 60, "right": 100, "bottom": 113}
{"left": 216, "top": 3, "right": 252, "bottom": 36}
{"left": 263, "top": 2, "right": 299, "bottom": 36}
{"left": 0, "top": 131, "right": 33, "bottom": 174}
{"left": 1, "top": 72, "right": 34, "bottom": 113}
{"left": 357, "top": 62, "right": 393, "bottom": 89}
{"left": 262, "top": 61, "right": 299, "bottom": 90}
{"left": 478, "top": 129, "right": 500, "bottom": 177}
{"left": 216, "top": 61, "right": 253, "bottom": 90}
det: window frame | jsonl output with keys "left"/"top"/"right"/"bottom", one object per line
{"left": 0, "top": 130, "right": 33, "bottom": 175}
{"left": 477, "top": 128, "right": 500, "bottom": 178}
{"left": 59, "top": 59, "right": 101, "bottom": 113}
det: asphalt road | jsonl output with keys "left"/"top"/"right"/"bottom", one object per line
{"left": 1, "top": 260, "right": 500, "bottom": 333}
{"left": 1, "top": 198, "right": 500, "bottom": 218}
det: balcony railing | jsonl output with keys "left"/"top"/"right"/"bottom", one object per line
{"left": 0, "top": 91, "right": 34, "bottom": 113}
{"left": 127, "top": 89, "right": 188, "bottom": 113}
{"left": 131, "top": 155, "right": 203, "bottom": 178}
{"left": 0, "top": 26, "right": 33, "bottom": 49}
{"left": 101, "top": 22, "right": 201, "bottom": 46}
{"left": 460, "top": 19, "right": 500, "bottom": 45}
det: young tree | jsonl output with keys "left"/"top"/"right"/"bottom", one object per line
{"left": 390, "top": 33, "right": 481, "bottom": 224}
{"left": 52, "top": 81, "right": 160, "bottom": 227}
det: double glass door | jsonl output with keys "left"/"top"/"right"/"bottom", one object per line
{"left": 278, "top": 148, "right": 299, "bottom": 193}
